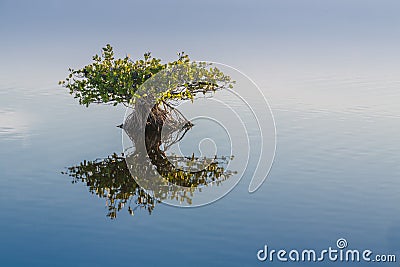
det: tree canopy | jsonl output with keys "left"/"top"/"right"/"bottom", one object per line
{"left": 61, "top": 45, "right": 237, "bottom": 218}
{"left": 59, "top": 44, "right": 234, "bottom": 107}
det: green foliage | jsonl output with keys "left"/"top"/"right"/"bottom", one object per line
{"left": 60, "top": 45, "right": 237, "bottom": 219}
{"left": 59, "top": 44, "right": 234, "bottom": 107}
{"left": 64, "top": 153, "right": 157, "bottom": 219}
{"left": 64, "top": 152, "right": 235, "bottom": 219}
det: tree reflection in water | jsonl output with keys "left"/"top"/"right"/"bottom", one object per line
{"left": 62, "top": 52, "right": 237, "bottom": 219}
{"left": 64, "top": 106, "right": 236, "bottom": 219}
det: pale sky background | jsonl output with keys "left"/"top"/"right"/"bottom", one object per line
{"left": 1, "top": 0, "right": 399, "bottom": 114}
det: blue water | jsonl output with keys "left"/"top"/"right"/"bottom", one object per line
{"left": 1, "top": 1, "right": 400, "bottom": 266}
{"left": 1, "top": 73, "right": 399, "bottom": 266}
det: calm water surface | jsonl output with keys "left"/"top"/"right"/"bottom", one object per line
{"left": 0, "top": 72, "right": 399, "bottom": 266}
{"left": 1, "top": 0, "right": 400, "bottom": 265}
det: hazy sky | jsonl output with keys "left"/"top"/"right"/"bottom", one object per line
{"left": 1, "top": 0, "right": 400, "bottom": 88}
